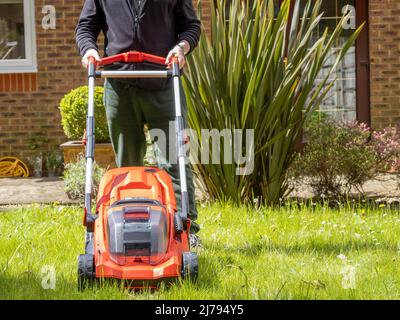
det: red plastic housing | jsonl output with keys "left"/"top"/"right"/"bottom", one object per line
{"left": 93, "top": 167, "right": 190, "bottom": 283}
{"left": 98, "top": 51, "right": 167, "bottom": 67}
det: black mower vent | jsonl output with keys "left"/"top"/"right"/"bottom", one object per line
{"left": 124, "top": 242, "right": 151, "bottom": 257}
{"left": 111, "top": 198, "right": 163, "bottom": 208}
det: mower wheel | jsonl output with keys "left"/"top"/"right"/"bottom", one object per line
{"left": 78, "top": 254, "right": 95, "bottom": 290}
{"left": 181, "top": 252, "right": 199, "bottom": 281}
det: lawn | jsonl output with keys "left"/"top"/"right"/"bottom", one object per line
{"left": 0, "top": 202, "right": 399, "bottom": 300}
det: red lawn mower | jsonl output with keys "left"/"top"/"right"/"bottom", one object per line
{"left": 78, "top": 52, "right": 198, "bottom": 289}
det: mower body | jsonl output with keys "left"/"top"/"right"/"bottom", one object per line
{"left": 86, "top": 167, "right": 192, "bottom": 287}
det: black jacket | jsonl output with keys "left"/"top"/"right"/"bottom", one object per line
{"left": 75, "top": 0, "right": 201, "bottom": 89}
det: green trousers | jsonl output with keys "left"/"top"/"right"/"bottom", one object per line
{"left": 103, "top": 79, "right": 199, "bottom": 233}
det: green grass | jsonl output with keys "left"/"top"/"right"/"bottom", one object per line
{"left": 0, "top": 202, "right": 400, "bottom": 300}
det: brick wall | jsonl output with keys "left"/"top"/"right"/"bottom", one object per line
{"left": 196, "top": 0, "right": 211, "bottom": 35}
{"left": 369, "top": 0, "right": 400, "bottom": 129}
{"left": 0, "top": 0, "right": 211, "bottom": 163}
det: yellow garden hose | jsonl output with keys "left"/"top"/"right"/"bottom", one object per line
{"left": 0, "top": 157, "right": 30, "bottom": 178}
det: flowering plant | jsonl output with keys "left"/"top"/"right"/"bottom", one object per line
{"left": 371, "top": 126, "right": 400, "bottom": 173}
{"left": 288, "top": 115, "right": 400, "bottom": 199}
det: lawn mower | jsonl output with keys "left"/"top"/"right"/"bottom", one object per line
{"left": 78, "top": 52, "right": 198, "bottom": 289}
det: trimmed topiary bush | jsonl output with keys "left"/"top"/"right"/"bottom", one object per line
{"left": 59, "top": 86, "right": 110, "bottom": 143}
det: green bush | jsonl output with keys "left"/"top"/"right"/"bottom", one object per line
{"left": 59, "top": 86, "right": 110, "bottom": 143}
{"left": 63, "top": 155, "right": 106, "bottom": 202}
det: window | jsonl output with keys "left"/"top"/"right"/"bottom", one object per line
{"left": 221, "top": 0, "right": 369, "bottom": 125}
{"left": 0, "top": 0, "right": 37, "bottom": 73}
{"left": 304, "top": 0, "right": 358, "bottom": 123}
{"left": 298, "top": 0, "right": 369, "bottom": 125}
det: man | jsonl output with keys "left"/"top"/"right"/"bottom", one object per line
{"left": 75, "top": 0, "right": 201, "bottom": 240}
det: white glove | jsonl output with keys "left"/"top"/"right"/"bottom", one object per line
{"left": 81, "top": 49, "right": 100, "bottom": 68}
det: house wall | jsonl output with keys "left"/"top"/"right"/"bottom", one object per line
{"left": 369, "top": 0, "right": 400, "bottom": 129}
{"left": 0, "top": 0, "right": 211, "bottom": 162}
{"left": 0, "top": 0, "right": 399, "bottom": 163}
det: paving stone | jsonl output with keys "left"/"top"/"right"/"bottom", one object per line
{"left": 0, "top": 177, "right": 77, "bottom": 205}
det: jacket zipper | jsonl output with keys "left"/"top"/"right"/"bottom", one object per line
{"left": 132, "top": 0, "right": 141, "bottom": 50}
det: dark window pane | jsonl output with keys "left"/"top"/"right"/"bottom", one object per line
{"left": 299, "top": 0, "right": 357, "bottom": 122}
{"left": 0, "top": 0, "right": 26, "bottom": 60}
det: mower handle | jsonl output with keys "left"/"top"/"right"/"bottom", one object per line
{"left": 91, "top": 51, "right": 168, "bottom": 67}
{"left": 84, "top": 52, "right": 187, "bottom": 231}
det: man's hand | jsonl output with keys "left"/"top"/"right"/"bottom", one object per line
{"left": 166, "top": 41, "right": 190, "bottom": 69}
{"left": 81, "top": 49, "right": 100, "bottom": 68}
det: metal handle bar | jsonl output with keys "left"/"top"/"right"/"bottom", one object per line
{"left": 84, "top": 53, "right": 189, "bottom": 233}
{"left": 96, "top": 70, "right": 170, "bottom": 79}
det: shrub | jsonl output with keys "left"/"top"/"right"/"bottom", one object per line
{"left": 44, "top": 150, "right": 64, "bottom": 176}
{"left": 184, "top": 0, "right": 362, "bottom": 205}
{"left": 59, "top": 86, "right": 110, "bottom": 143}
{"left": 289, "top": 116, "right": 400, "bottom": 199}
{"left": 371, "top": 126, "right": 400, "bottom": 173}
{"left": 63, "top": 155, "right": 106, "bottom": 202}
{"left": 371, "top": 126, "right": 400, "bottom": 193}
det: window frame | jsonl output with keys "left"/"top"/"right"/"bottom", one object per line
{"left": 354, "top": 0, "right": 370, "bottom": 126}
{"left": 0, "top": 0, "right": 37, "bottom": 74}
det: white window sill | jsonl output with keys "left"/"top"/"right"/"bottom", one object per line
{"left": 0, "top": 65, "right": 38, "bottom": 74}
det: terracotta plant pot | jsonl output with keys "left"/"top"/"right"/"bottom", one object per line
{"left": 60, "top": 141, "right": 116, "bottom": 169}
